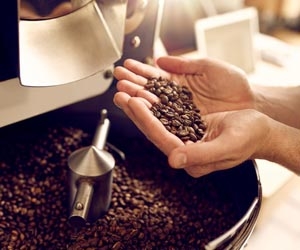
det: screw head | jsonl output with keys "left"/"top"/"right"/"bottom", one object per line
{"left": 131, "top": 36, "right": 141, "bottom": 48}
{"left": 75, "top": 202, "right": 84, "bottom": 210}
{"left": 103, "top": 69, "right": 113, "bottom": 79}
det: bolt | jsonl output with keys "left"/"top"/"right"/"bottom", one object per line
{"left": 75, "top": 202, "right": 84, "bottom": 210}
{"left": 131, "top": 36, "right": 141, "bottom": 48}
{"left": 103, "top": 69, "right": 113, "bottom": 79}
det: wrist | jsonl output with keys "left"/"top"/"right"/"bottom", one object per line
{"left": 251, "top": 85, "right": 300, "bottom": 128}
{"left": 255, "top": 117, "right": 300, "bottom": 175}
{"left": 251, "top": 85, "right": 272, "bottom": 115}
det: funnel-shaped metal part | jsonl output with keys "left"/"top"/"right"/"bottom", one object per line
{"left": 68, "top": 146, "right": 115, "bottom": 177}
{"left": 68, "top": 109, "right": 115, "bottom": 227}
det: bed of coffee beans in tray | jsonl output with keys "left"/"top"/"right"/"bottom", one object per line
{"left": 0, "top": 123, "right": 239, "bottom": 250}
{"left": 145, "top": 77, "right": 206, "bottom": 142}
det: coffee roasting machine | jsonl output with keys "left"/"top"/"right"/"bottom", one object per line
{"left": 0, "top": 0, "right": 163, "bottom": 128}
{"left": 0, "top": 0, "right": 164, "bottom": 227}
{"left": 0, "top": 1, "right": 262, "bottom": 249}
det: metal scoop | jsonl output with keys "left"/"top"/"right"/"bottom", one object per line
{"left": 68, "top": 109, "right": 115, "bottom": 228}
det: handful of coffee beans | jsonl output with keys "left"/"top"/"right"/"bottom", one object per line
{"left": 145, "top": 77, "right": 206, "bottom": 142}
{"left": 0, "top": 118, "right": 239, "bottom": 250}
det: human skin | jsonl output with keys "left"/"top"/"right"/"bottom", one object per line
{"left": 113, "top": 56, "right": 300, "bottom": 176}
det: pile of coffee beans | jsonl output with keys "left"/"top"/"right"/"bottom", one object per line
{"left": 0, "top": 126, "right": 88, "bottom": 250}
{"left": 0, "top": 121, "right": 239, "bottom": 249}
{"left": 145, "top": 77, "right": 206, "bottom": 142}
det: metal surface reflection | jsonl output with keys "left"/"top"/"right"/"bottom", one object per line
{"left": 17, "top": 0, "right": 152, "bottom": 86}
{"left": 18, "top": 0, "right": 127, "bottom": 86}
{"left": 20, "top": 0, "right": 92, "bottom": 19}
{"left": 125, "top": 0, "right": 148, "bottom": 34}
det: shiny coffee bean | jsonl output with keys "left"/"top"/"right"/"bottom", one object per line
{"left": 145, "top": 77, "right": 206, "bottom": 142}
{"left": 0, "top": 115, "right": 237, "bottom": 250}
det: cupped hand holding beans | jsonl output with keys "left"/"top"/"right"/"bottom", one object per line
{"left": 113, "top": 56, "right": 256, "bottom": 115}
{"left": 113, "top": 56, "right": 277, "bottom": 177}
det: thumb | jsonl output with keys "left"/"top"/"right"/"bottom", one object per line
{"left": 168, "top": 135, "right": 238, "bottom": 169}
{"left": 156, "top": 56, "right": 203, "bottom": 75}
{"left": 157, "top": 56, "right": 245, "bottom": 77}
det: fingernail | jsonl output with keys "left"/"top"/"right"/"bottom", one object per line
{"left": 173, "top": 153, "right": 187, "bottom": 168}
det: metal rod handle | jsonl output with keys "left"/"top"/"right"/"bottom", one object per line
{"left": 92, "top": 109, "right": 110, "bottom": 150}
{"left": 69, "top": 180, "right": 94, "bottom": 228}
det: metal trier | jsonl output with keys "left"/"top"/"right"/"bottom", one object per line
{"left": 68, "top": 109, "right": 115, "bottom": 228}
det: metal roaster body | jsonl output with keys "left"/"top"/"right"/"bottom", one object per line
{"left": 0, "top": 0, "right": 164, "bottom": 229}
{"left": 1, "top": 0, "right": 124, "bottom": 127}
{"left": 0, "top": 0, "right": 127, "bottom": 228}
{"left": 0, "top": 0, "right": 163, "bottom": 128}
{"left": 0, "top": 0, "right": 166, "bottom": 231}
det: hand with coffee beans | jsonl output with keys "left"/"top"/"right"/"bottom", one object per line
{"left": 114, "top": 56, "right": 300, "bottom": 177}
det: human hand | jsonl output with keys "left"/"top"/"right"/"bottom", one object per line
{"left": 113, "top": 92, "right": 184, "bottom": 156}
{"left": 168, "top": 109, "right": 272, "bottom": 177}
{"left": 113, "top": 56, "right": 270, "bottom": 177}
{"left": 113, "top": 89, "right": 272, "bottom": 177}
{"left": 113, "top": 56, "right": 256, "bottom": 115}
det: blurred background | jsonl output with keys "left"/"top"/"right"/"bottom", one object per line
{"left": 160, "top": 0, "right": 300, "bottom": 54}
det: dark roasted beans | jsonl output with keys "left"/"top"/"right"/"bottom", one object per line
{"left": 0, "top": 124, "right": 239, "bottom": 249}
{"left": 145, "top": 77, "right": 207, "bottom": 142}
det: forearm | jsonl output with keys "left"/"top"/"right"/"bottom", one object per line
{"left": 255, "top": 119, "right": 300, "bottom": 175}
{"left": 252, "top": 85, "right": 300, "bottom": 128}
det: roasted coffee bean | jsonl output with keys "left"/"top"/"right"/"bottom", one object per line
{"left": 189, "top": 133, "right": 198, "bottom": 142}
{"left": 160, "top": 94, "right": 169, "bottom": 104}
{"left": 160, "top": 118, "right": 170, "bottom": 126}
{"left": 0, "top": 118, "right": 239, "bottom": 250}
{"left": 145, "top": 77, "right": 207, "bottom": 142}
{"left": 165, "top": 112, "right": 176, "bottom": 118}
{"left": 182, "top": 118, "right": 193, "bottom": 126}
{"left": 171, "top": 119, "right": 182, "bottom": 127}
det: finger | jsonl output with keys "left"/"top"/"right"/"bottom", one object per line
{"left": 183, "top": 157, "right": 243, "bottom": 178}
{"left": 114, "top": 93, "right": 182, "bottom": 155}
{"left": 114, "top": 66, "right": 148, "bottom": 86}
{"left": 157, "top": 56, "right": 237, "bottom": 76}
{"left": 127, "top": 97, "right": 184, "bottom": 155}
{"left": 168, "top": 131, "right": 242, "bottom": 169}
{"left": 116, "top": 80, "right": 159, "bottom": 104}
{"left": 123, "top": 59, "right": 170, "bottom": 79}
{"left": 114, "top": 94, "right": 154, "bottom": 133}
{"left": 156, "top": 56, "right": 205, "bottom": 75}
{"left": 113, "top": 92, "right": 152, "bottom": 110}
